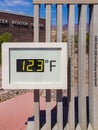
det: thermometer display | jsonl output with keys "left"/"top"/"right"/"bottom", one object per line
{"left": 17, "top": 59, "right": 44, "bottom": 72}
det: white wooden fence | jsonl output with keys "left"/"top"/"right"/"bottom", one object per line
{"left": 27, "top": 0, "right": 98, "bottom": 130}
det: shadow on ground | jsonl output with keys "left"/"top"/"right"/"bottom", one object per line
{"left": 26, "top": 96, "right": 89, "bottom": 129}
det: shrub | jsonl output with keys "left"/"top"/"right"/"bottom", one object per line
{"left": 0, "top": 32, "right": 12, "bottom": 64}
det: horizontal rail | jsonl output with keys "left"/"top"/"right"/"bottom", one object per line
{"left": 33, "top": 0, "right": 98, "bottom": 4}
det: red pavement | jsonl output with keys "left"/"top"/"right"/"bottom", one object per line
{"left": 0, "top": 92, "right": 56, "bottom": 130}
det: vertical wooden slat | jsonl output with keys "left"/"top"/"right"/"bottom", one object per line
{"left": 34, "top": 4, "right": 39, "bottom": 42}
{"left": 34, "top": 90, "right": 40, "bottom": 130}
{"left": 89, "top": 5, "right": 98, "bottom": 130}
{"left": 46, "top": 90, "right": 51, "bottom": 130}
{"left": 78, "top": 5, "right": 87, "bottom": 130}
{"left": 46, "top": 5, "right": 51, "bottom": 42}
{"left": 57, "top": 4, "right": 62, "bottom": 42}
{"left": 34, "top": 4, "right": 40, "bottom": 130}
{"left": 57, "top": 90, "right": 63, "bottom": 130}
{"left": 89, "top": 5, "right": 94, "bottom": 129}
{"left": 57, "top": 4, "right": 63, "bottom": 130}
{"left": 46, "top": 4, "right": 51, "bottom": 130}
{"left": 67, "top": 4, "right": 75, "bottom": 130}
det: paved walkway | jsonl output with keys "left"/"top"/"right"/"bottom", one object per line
{"left": 0, "top": 92, "right": 56, "bottom": 130}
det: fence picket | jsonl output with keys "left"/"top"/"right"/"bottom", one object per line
{"left": 57, "top": 4, "right": 62, "bottom": 42}
{"left": 46, "top": 90, "right": 51, "bottom": 130}
{"left": 46, "top": 5, "right": 51, "bottom": 42}
{"left": 89, "top": 5, "right": 98, "bottom": 130}
{"left": 34, "top": 90, "right": 40, "bottom": 130}
{"left": 78, "top": 4, "right": 87, "bottom": 130}
{"left": 34, "top": 4, "right": 40, "bottom": 130}
{"left": 67, "top": 4, "right": 75, "bottom": 130}
{"left": 57, "top": 90, "right": 63, "bottom": 130}
{"left": 46, "top": 5, "right": 51, "bottom": 130}
{"left": 34, "top": 4, "right": 39, "bottom": 42}
{"left": 56, "top": 4, "right": 63, "bottom": 130}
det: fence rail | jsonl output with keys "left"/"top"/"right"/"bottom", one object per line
{"left": 27, "top": 1, "right": 98, "bottom": 130}
{"left": 33, "top": 0, "right": 98, "bottom": 4}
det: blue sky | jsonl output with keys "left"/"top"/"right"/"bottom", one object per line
{"left": 0, "top": 0, "right": 89, "bottom": 25}
{"left": 0, "top": 0, "right": 34, "bottom": 16}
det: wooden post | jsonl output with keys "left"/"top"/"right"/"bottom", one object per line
{"left": 46, "top": 5, "right": 51, "bottom": 130}
{"left": 46, "top": 5, "right": 51, "bottom": 42}
{"left": 34, "top": 4, "right": 39, "bottom": 42}
{"left": 46, "top": 90, "right": 51, "bottom": 130}
{"left": 57, "top": 90, "right": 63, "bottom": 130}
{"left": 57, "top": 4, "right": 62, "bottom": 42}
{"left": 57, "top": 4, "right": 63, "bottom": 130}
{"left": 67, "top": 4, "right": 75, "bottom": 130}
{"left": 34, "top": 90, "right": 40, "bottom": 130}
{"left": 78, "top": 4, "right": 87, "bottom": 130}
{"left": 34, "top": 4, "right": 40, "bottom": 130}
{"left": 89, "top": 5, "right": 98, "bottom": 130}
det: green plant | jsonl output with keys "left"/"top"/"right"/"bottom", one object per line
{"left": 0, "top": 32, "right": 12, "bottom": 64}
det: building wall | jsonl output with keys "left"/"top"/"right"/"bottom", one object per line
{"left": 0, "top": 11, "right": 45, "bottom": 42}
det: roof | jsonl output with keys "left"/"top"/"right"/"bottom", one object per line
{"left": 0, "top": 10, "right": 45, "bottom": 20}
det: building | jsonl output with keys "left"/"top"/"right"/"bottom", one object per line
{"left": 0, "top": 11, "right": 45, "bottom": 42}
